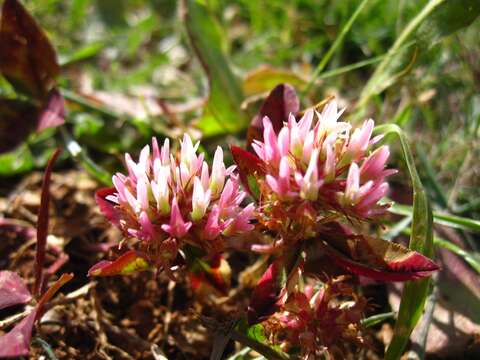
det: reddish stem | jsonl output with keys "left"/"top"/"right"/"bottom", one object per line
{"left": 33, "top": 147, "right": 61, "bottom": 298}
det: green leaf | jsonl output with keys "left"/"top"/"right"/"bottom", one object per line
{"left": 374, "top": 124, "right": 434, "bottom": 360}
{"left": 0, "top": 143, "right": 34, "bottom": 175}
{"left": 246, "top": 323, "right": 268, "bottom": 345}
{"left": 59, "top": 41, "right": 106, "bottom": 67}
{"left": 416, "top": 0, "right": 480, "bottom": 48}
{"left": 235, "top": 320, "right": 289, "bottom": 360}
{"left": 243, "top": 66, "right": 307, "bottom": 96}
{"left": 182, "top": 0, "right": 248, "bottom": 137}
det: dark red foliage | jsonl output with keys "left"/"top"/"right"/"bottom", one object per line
{"left": 0, "top": 309, "right": 38, "bottom": 358}
{"left": 0, "top": 0, "right": 59, "bottom": 99}
{"left": 318, "top": 222, "right": 440, "bottom": 282}
{"left": 95, "top": 187, "right": 121, "bottom": 227}
{"left": 247, "top": 84, "right": 299, "bottom": 149}
{"left": 230, "top": 145, "right": 265, "bottom": 199}
{"left": 0, "top": 271, "right": 31, "bottom": 310}
{"left": 37, "top": 89, "right": 65, "bottom": 131}
{"left": 0, "top": 99, "right": 38, "bottom": 154}
{"left": 34, "top": 147, "right": 61, "bottom": 297}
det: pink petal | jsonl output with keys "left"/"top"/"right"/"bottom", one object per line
{"left": 204, "top": 206, "right": 221, "bottom": 240}
{"left": 360, "top": 146, "right": 390, "bottom": 181}
{"left": 152, "top": 137, "right": 161, "bottom": 161}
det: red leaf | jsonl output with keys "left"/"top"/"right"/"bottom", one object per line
{"left": 188, "top": 255, "right": 231, "bottom": 296}
{"left": 88, "top": 250, "right": 151, "bottom": 277}
{"left": 0, "top": 271, "right": 31, "bottom": 310}
{"left": 230, "top": 145, "right": 265, "bottom": 199}
{"left": 0, "top": 308, "right": 37, "bottom": 358}
{"left": 247, "top": 83, "right": 299, "bottom": 148}
{"left": 34, "top": 148, "right": 61, "bottom": 297}
{"left": 37, "top": 89, "right": 65, "bottom": 131}
{"left": 0, "top": 98, "right": 38, "bottom": 153}
{"left": 95, "top": 187, "right": 120, "bottom": 226}
{"left": 319, "top": 224, "right": 439, "bottom": 281}
{"left": 247, "top": 259, "right": 285, "bottom": 325}
{"left": 0, "top": 0, "right": 60, "bottom": 99}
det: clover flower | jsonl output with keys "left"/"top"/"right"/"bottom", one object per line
{"left": 263, "top": 276, "right": 367, "bottom": 359}
{"left": 252, "top": 100, "right": 396, "bottom": 219}
{"left": 98, "top": 135, "right": 254, "bottom": 272}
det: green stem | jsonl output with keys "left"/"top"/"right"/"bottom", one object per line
{"left": 304, "top": 0, "right": 370, "bottom": 95}
{"left": 60, "top": 87, "right": 121, "bottom": 119}
{"left": 59, "top": 127, "right": 112, "bottom": 185}
{"left": 230, "top": 330, "right": 290, "bottom": 360}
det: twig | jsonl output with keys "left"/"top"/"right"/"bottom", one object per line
{"left": 48, "top": 282, "right": 97, "bottom": 307}
{"left": 0, "top": 283, "right": 96, "bottom": 330}
{"left": 0, "top": 306, "right": 35, "bottom": 329}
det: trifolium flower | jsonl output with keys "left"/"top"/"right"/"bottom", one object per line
{"left": 99, "top": 135, "right": 255, "bottom": 273}
{"left": 252, "top": 100, "right": 396, "bottom": 219}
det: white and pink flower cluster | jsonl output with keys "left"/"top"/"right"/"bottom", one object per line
{"left": 105, "top": 135, "right": 254, "bottom": 254}
{"left": 252, "top": 100, "right": 396, "bottom": 218}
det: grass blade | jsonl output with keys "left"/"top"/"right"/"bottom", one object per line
{"left": 60, "top": 127, "right": 112, "bottom": 186}
{"left": 374, "top": 124, "right": 434, "bottom": 360}
{"left": 361, "top": 312, "right": 396, "bottom": 328}
{"left": 357, "top": 0, "right": 444, "bottom": 109}
{"left": 390, "top": 203, "right": 480, "bottom": 232}
{"left": 358, "top": 0, "right": 480, "bottom": 110}
{"left": 304, "top": 0, "right": 370, "bottom": 94}
{"left": 434, "top": 236, "right": 480, "bottom": 274}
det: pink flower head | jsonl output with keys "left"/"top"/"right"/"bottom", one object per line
{"left": 99, "top": 136, "right": 255, "bottom": 265}
{"left": 251, "top": 100, "right": 395, "bottom": 219}
{"left": 264, "top": 276, "right": 367, "bottom": 358}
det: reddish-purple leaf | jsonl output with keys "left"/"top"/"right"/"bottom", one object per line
{"left": 188, "top": 255, "right": 231, "bottom": 296}
{"left": 0, "top": 271, "right": 31, "bottom": 310}
{"left": 0, "top": 273, "right": 72, "bottom": 358}
{"left": 37, "top": 89, "right": 65, "bottom": 131}
{"left": 247, "top": 260, "right": 284, "bottom": 325}
{"left": 247, "top": 83, "right": 299, "bottom": 149}
{"left": 318, "top": 224, "right": 439, "bottom": 281}
{"left": 34, "top": 148, "right": 61, "bottom": 298}
{"left": 95, "top": 187, "right": 120, "bottom": 226}
{"left": 0, "top": 98, "right": 38, "bottom": 153}
{"left": 0, "top": 0, "right": 59, "bottom": 99}
{"left": 0, "top": 308, "right": 37, "bottom": 358}
{"left": 88, "top": 250, "right": 150, "bottom": 277}
{"left": 247, "top": 249, "right": 302, "bottom": 325}
{"left": 230, "top": 145, "right": 265, "bottom": 200}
